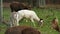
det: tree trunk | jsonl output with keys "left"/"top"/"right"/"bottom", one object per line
{"left": 0, "top": 0, "right": 3, "bottom": 23}
{"left": 36, "top": 0, "right": 46, "bottom": 7}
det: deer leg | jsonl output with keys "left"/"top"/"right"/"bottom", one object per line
{"left": 30, "top": 18, "right": 36, "bottom": 27}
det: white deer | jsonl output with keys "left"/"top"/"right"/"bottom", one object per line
{"left": 10, "top": 10, "right": 43, "bottom": 27}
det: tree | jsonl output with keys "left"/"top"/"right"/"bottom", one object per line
{"left": 0, "top": 0, "right": 3, "bottom": 23}
{"left": 36, "top": 0, "right": 46, "bottom": 7}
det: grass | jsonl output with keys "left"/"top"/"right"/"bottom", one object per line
{"left": 0, "top": 7, "right": 60, "bottom": 34}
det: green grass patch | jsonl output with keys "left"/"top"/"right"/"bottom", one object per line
{"left": 0, "top": 7, "right": 60, "bottom": 34}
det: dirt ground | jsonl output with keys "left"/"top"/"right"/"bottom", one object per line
{"left": 3, "top": 2, "right": 60, "bottom": 9}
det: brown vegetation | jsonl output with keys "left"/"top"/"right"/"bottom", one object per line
{"left": 51, "top": 17, "right": 60, "bottom": 32}
{"left": 5, "top": 26, "right": 41, "bottom": 34}
{"left": 10, "top": 2, "right": 32, "bottom": 12}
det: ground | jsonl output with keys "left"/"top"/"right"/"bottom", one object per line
{"left": 0, "top": 7, "right": 60, "bottom": 34}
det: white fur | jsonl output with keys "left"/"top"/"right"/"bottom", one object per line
{"left": 10, "top": 10, "right": 40, "bottom": 27}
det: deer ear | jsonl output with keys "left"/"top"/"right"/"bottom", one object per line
{"left": 40, "top": 19, "right": 43, "bottom": 20}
